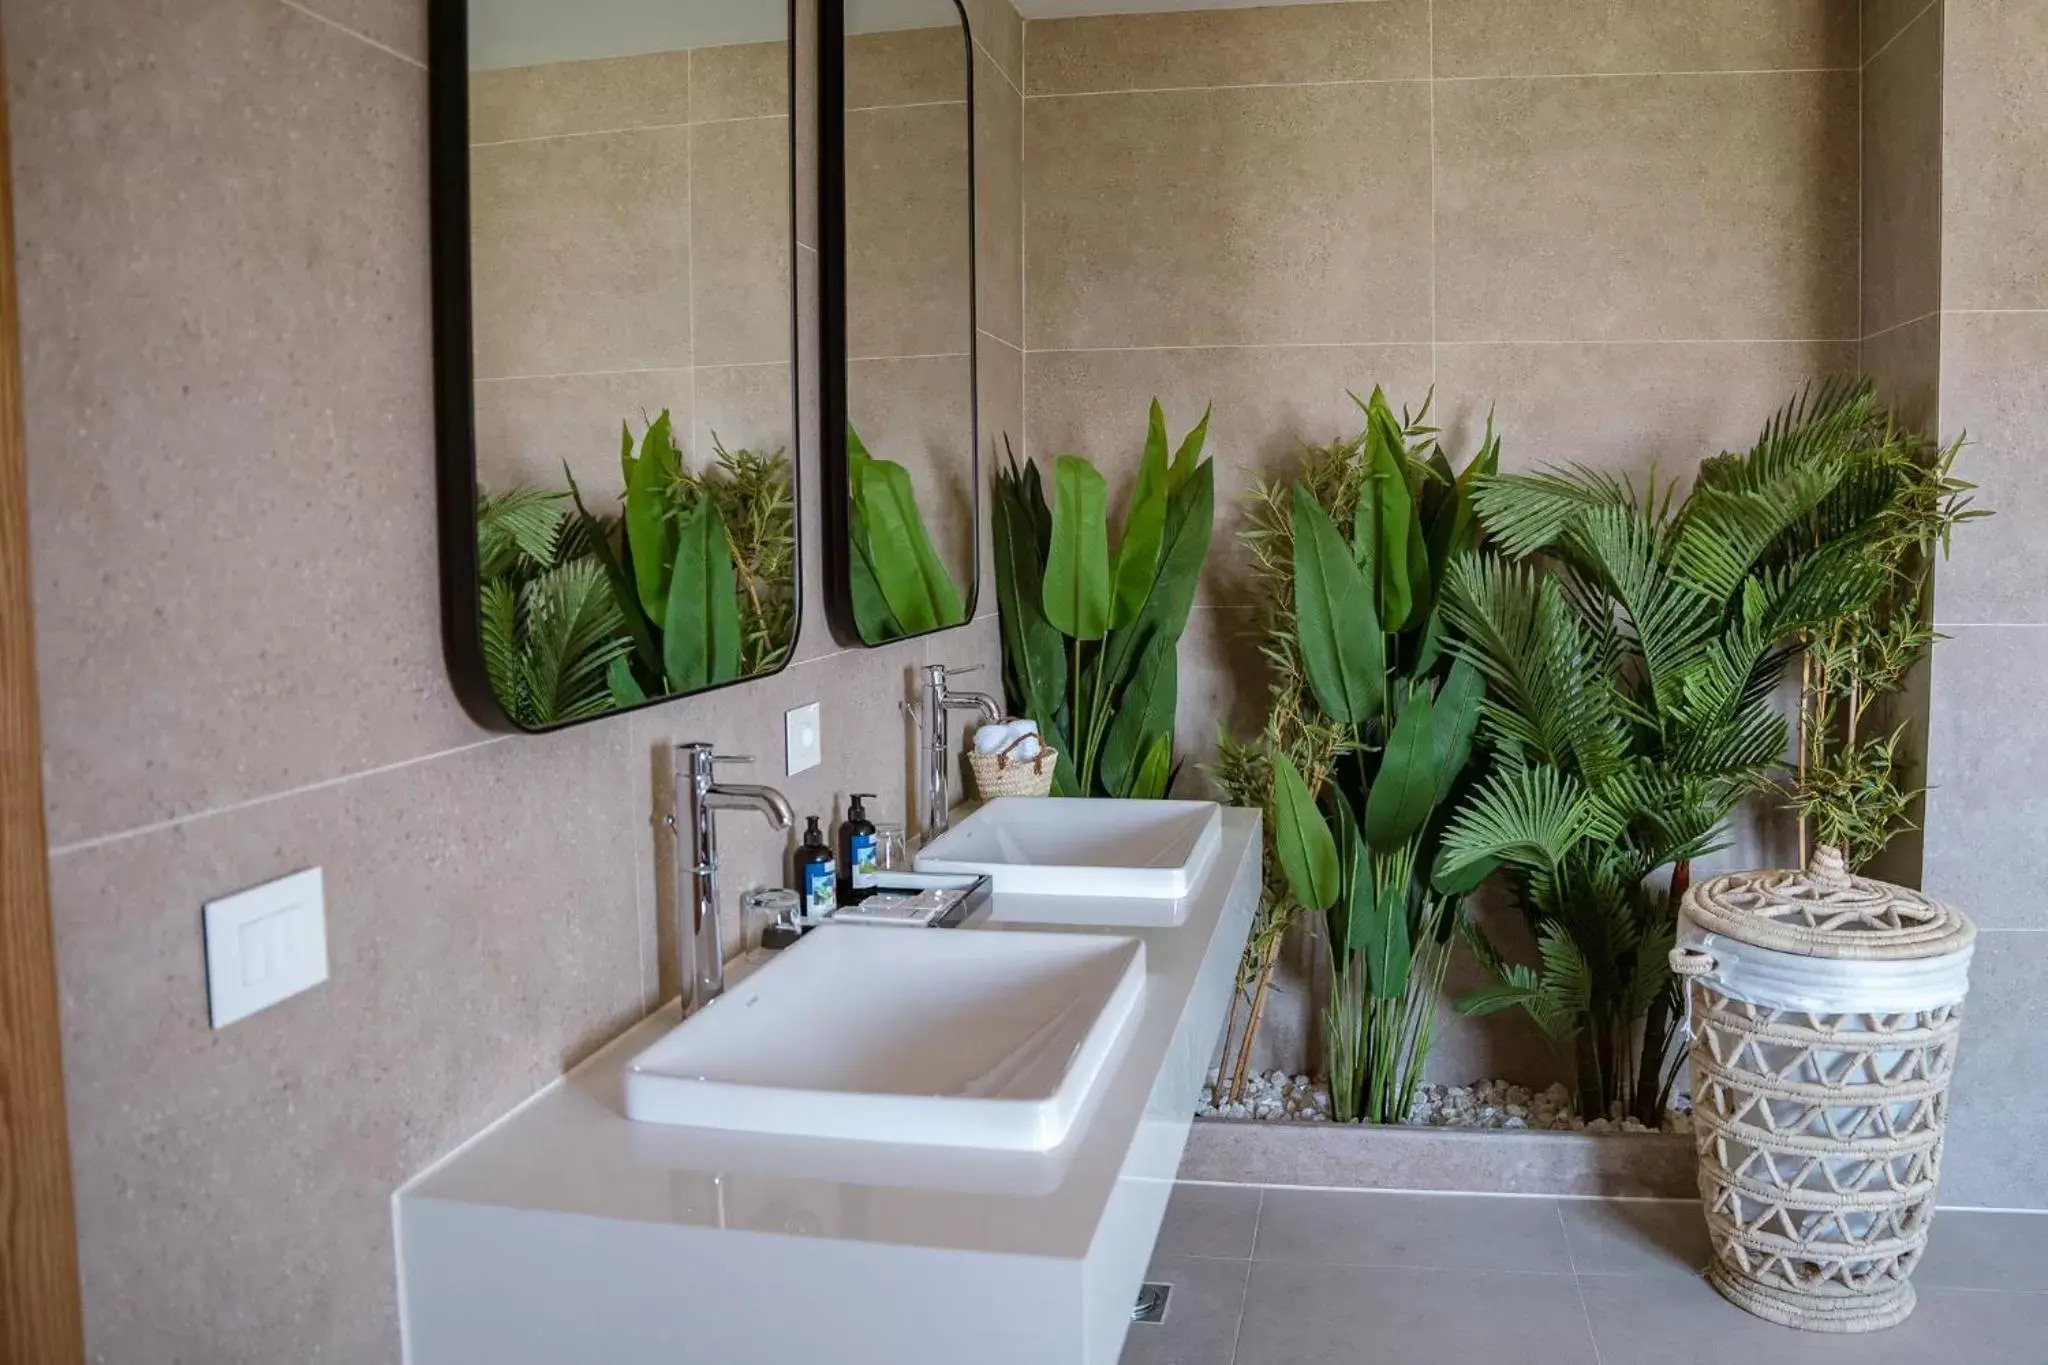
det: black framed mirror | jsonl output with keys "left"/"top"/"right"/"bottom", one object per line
{"left": 430, "top": 0, "right": 802, "bottom": 732}
{"left": 819, "top": 0, "right": 981, "bottom": 648}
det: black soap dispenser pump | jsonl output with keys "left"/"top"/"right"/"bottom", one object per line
{"left": 796, "top": 816, "right": 837, "bottom": 923}
{"left": 841, "top": 793, "right": 879, "bottom": 898}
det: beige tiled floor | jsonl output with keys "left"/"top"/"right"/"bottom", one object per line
{"left": 1124, "top": 1185, "right": 2048, "bottom": 1365}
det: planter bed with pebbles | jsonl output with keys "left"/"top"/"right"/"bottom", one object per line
{"left": 1197, "top": 1071, "right": 1693, "bottom": 1135}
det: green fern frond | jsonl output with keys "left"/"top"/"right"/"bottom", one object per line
{"left": 478, "top": 488, "right": 569, "bottom": 581}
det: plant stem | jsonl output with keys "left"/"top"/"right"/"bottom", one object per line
{"left": 1231, "top": 933, "right": 1285, "bottom": 1103}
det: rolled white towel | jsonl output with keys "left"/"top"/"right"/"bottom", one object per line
{"left": 972, "top": 721, "right": 1018, "bottom": 754}
{"left": 1011, "top": 735, "right": 1042, "bottom": 760}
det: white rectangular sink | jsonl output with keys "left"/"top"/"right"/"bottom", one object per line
{"left": 621, "top": 926, "right": 1145, "bottom": 1151}
{"left": 915, "top": 797, "right": 1222, "bottom": 902}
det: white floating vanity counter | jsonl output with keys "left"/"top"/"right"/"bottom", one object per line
{"left": 396, "top": 808, "right": 1259, "bottom": 1365}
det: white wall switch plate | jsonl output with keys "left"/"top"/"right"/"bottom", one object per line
{"left": 204, "top": 867, "right": 329, "bottom": 1029}
{"left": 786, "top": 702, "right": 823, "bottom": 776}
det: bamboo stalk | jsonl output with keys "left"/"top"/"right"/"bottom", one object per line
{"left": 1797, "top": 646, "right": 1812, "bottom": 868}
{"left": 1230, "top": 932, "right": 1286, "bottom": 1102}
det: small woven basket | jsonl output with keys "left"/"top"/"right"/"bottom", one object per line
{"left": 1672, "top": 847, "right": 1975, "bottom": 1333}
{"left": 966, "top": 732, "right": 1058, "bottom": 800}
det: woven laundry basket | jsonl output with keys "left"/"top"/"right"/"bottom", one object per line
{"left": 1671, "top": 847, "right": 1975, "bottom": 1333}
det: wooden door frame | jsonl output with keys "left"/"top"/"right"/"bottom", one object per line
{"left": 0, "top": 16, "right": 86, "bottom": 1365}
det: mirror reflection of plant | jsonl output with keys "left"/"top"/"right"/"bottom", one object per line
{"left": 1231, "top": 389, "right": 1498, "bottom": 1122}
{"left": 1436, "top": 380, "right": 1902, "bottom": 1125}
{"left": 1782, "top": 408, "right": 1984, "bottom": 869}
{"left": 673, "top": 437, "right": 797, "bottom": 677}
{"left": 846, "top": 424, "right": 967, "bottom": 643}
{"left": 992, "top": 402, "right": 1215, "bottom": 800}
{"left": 475, "top": 489, "right": 634, "bottom": 728}
{"left": 566, "top": 411, "right": 791, "bottom": 706}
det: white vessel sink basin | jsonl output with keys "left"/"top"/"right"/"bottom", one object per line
{"left": 622, "top": 926, "right": 1146, "bottom": 1151}
{"left": 915, "top": 797, "right": 1222, "bottom": 901}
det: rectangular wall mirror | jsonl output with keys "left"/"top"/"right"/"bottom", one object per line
{"left": 820, "top": 0, "right": 981, "bottom": 648}
{"left": 431, "top": 0, "right": 801, "bottom": 732}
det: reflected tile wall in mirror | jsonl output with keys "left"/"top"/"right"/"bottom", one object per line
{"left": 464, "top": 1, "right": 798, "bottom": 729}
{"left": 842, "top": 0, "right": 979, "bottom": 645}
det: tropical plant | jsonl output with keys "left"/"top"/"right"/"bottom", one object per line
{"left": 1783, "top": 415, "right": 1983, "bottom": 869}
{"left": 992, "top": 402, "right": 1215, "bottom": 800}
{"left": 476, "top": 488, "right": 634, "bottom": 728}
{"left": 1226, "top": 389, "right": 1498, "bottom": 1122}
{"left": 847, "top": 423, "right": 968, "bottom": 642}
{"left": 565, "top": 411, "right": 776, "bottom": 705}
{"left": 1436, "top": 380, "right": 1902, "bottom": 1124}
{"left": 678, "top": 436, "right": 798, "bottom": 677}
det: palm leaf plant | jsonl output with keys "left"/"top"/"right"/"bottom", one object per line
{"left": 991, "top": 401, "right": 1215, "bottom": 800}
{"left": 847, "top": 423, "right": 968, "bottom": 642}
{"left": 1781, "top": 411, "right": 1984, "bottom": 869}
{"left": 676, "top": 436, "right": 798, "bottom": 677}
{"left": 476, "top": 489, "right": 634, "bottom": 728}
{"left": 1437, "top": 379, "right": 1899, "bottom": 1124}
{"left": 1226, "top": 388, "right": 1497, "bottom": 1122}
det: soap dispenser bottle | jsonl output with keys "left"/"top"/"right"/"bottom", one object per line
{"left": 795, "top": 816, "right": 837, "bottom": 923}
{"left": 841, "top": 793, "right": 879, "bottom": 898}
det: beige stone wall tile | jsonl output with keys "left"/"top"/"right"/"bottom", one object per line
{"left": 691, "top": 116, "right": 795, "bottom": 369}
{"left": 1434, "top": 0, "right": 1858, "bottom": 78}
{"left": 470, "top": 51, "right": 690, "bottom": 144}
{"left": 1862, "top": 7, "right": 1944, "bottom": 336}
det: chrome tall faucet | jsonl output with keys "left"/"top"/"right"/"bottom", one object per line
{"left": 669, "top": 743, "right": 794, "bottom": 1011}
{"left": 920, "top": 663, "right": 1002, "bottom": 845}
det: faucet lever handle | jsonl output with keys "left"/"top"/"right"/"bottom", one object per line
{"left": 711, "top": 754, "right": 756, "bottom": 769}
{"left": 944, "top": 664, "right": 984, "bottom": 678}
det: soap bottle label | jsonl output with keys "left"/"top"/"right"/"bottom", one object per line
{"left": 850, "top": 832, "right": 879, "bottom": 889}
{"left": 805, "top": 859, "right": 838, "bottom": 919}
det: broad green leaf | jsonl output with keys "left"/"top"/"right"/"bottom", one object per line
{"left": 1100, "top": 459, "right": 1213, "bottom": 693}
{"left": 1043, "top": 455, "right": 1112, "bottom": 641}
{"left": 624, "top": 411, "right": 682, "bottom": 624}
{"left": 859, "top": 454, "right": 967, "bottom": 637}
{"left": 1166, "top": 402, "right": 1212, "bottom": 498}
{"left": 1358, "top": 864, "right": 1412, "bottom": 1000}
{"left": 848, "top": 502, "right": 906, "bottom": 643}
{"left": 1272, "top": 754, "right": 1339, "bottom": 913}
{"left": 1292, "top": 482, "right": 1385, "bottom": 725}
{"left": 1367, "top": 398, "right": 1415, "bottom": 631}
{"left": 619, "top": 420, "right": 634, "bottom": 491}
{"left": 1331, "top": 790, "right": 1366, "bottom": 958}
{"left": 1363, "top": 688, "right": 1438, "bottom": 851}
{"left": 1110, "top": 403, "right": 1172, "bottom": 629}
{"left": 1100, "top": 629, "right": 1178, "bottom": 797}
{"left": 1429, "top": 659, "right": 1485, "bottom": 807}
{"left": 662, "top": 497, "right": 743, "bottom": 690}
{"left": 565, "top": 462, "right": 661, "bottom": 679}
{"left": 1131, "top": 733, "right": 1173, "bottom": 801}
{"left": 993, "top": 472, "right": 1066, "bottom": 724}
{"left": 607, "top": 655, "right": 647, "bottom": 708}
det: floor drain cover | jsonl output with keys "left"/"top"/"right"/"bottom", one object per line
{"left": 1132, "top": 1283, "right": 1171, "bottom": 1324}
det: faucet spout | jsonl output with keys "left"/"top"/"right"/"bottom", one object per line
{"left": 706, "top": 784, "right": 795, "bottom": 830}
{"left": 946, "top": 691, "right": 1003, "bottom": 725}
{"left": 921, "top": 664, "right": 1004, "bottom": 845}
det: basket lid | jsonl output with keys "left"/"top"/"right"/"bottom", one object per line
{"left": 1680, "top": 846, "right": 1975, "bottom": 961}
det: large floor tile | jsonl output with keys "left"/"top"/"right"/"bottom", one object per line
{"left": 1122, "top": 1255, "right": 1249, "bottom": 1365}
{"left": 1919, "top": 1210, "right": 2048, "bottom": 1293}
{"left": 1253, "top": 1190, "right": 1572, "bottom": 1273}
{"left": 1156, "top": 1182, "right": 1263, "bottom": 1261}
{"left": 1933, "top": 312, "right": 2048, "bottom": 625}
{"left": 1559, "top": 1198, "right": 1711, "bottom": 1279}
{"left": 49, "top": 724, "right": 644, "bottom": 1364}
{"left": 1435, "top": 72, "right": 1858, "bottom": 343}
{"left": 1235, "top": 1261, "right": 1598, "bottom": 1365}
{"left": 1922, "top": 630, "right": 2048, "bottom": 928}
{"left": 1925, "top": 930, "right": 2048, "bottom": 1209}
{"left": 1433, "top": 0, "right": 1856, "bottom": 78}
{"left": 10, "top": 0, "right": 484, "bottom": 847}
{"left": 1026, "top": 0, "right": 1428, "bottom": 96}
{"left": 1580, "top": 1272, "right": 2048, "bottom": 1364}
{"left": 1026, "top": 83, "right": 1432, "bottom": 350}
{"left": 1433, "top": 340, "right": 1857, "bottom": 484}
{"left": 1941, "top": 0, "right": 2048, "bottom": 311}
{"left": 1023, "top": 344, "right": 1435, "bottom": 607}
